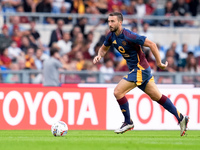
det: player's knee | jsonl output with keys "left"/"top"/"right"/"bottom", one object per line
{"left": 149, "top": 94, "right": 160, "bottom": 101}
{"left": 113, "top": 88, "right": 123, "bottom": 99}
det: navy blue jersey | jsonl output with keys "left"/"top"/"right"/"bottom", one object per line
{"left": 104, "top": 28, "right": 149, "bottom": 71}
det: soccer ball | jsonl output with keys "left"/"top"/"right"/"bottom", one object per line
{"left": 51, "top": 121, "right": 68, "bottom": 137}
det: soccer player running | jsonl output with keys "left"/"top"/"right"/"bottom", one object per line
{"left": 93, "top": 12, "right": 189, "bottom": 136}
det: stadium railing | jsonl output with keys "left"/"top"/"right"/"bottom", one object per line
{"left": 1, "top": 12, "right": 200, "bottom": 28}
{"left": 0, "top": 70, "right": 200, "bottom": 86}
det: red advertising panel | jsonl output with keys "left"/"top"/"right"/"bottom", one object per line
{"left": 0, "top": 87, "right": 107, "bottom": 130}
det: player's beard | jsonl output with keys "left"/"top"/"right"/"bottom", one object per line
{"left": 110, "top": 26, "right": 118, "bottom": 32}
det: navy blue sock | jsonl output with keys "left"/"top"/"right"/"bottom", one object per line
{"left": 157, "top": 95, "right": 183, "bottom": 123}
{"left": 117, "top": 96, "right": 131, "bottom": 124}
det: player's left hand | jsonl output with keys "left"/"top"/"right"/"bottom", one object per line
{"left": 157, "top": 61, "right": 168, "bottom": 70}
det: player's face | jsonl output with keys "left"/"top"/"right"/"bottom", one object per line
{"left": 108, "top": 16, "right": 121, "bottom": 32}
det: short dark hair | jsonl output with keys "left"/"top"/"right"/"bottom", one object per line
{"left": 50, "top": 48, "right": 59, "bottom": 56}
{"left": 109, "top": 12, "right": 123, "bottom": 21}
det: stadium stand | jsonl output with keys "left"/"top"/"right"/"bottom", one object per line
{"left": 0, "top": 0, "right": 200, "bottom": 86}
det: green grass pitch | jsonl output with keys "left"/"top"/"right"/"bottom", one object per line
{"left": 0, "top": 130, "right": 200, "bottom": 150}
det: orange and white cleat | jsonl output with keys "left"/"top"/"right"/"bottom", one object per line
{"left": 114, "top": 121, "right": 134, "bottom": 134}
{"left": 180, "top": 116, "right": 189, "bottom": 136}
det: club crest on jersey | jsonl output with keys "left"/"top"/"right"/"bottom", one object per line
{"left": 122, "top": 41, "right": 126, "bottom": 46}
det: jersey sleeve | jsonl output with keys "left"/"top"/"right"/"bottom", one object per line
{"left": 125, "top": 31, "right": 146, "bottom": 46}
{"left": 103, "top": 32, "right": 112, "bottom": 47}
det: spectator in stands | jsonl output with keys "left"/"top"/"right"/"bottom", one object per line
{"left": 57, "top": 32, "right": 72, "bottom": 55}
{"left": 115, "top": 58, "right": 129, "bottom": 72}
{"left": 68, "top": 43, "right": 81, "bottom": 60}
{"left": 126, "top": 0, "right": 137, "bottom": 25}
{"left": 71, "top": 0, "right": 85, "bottom": 14}
{"left": 43, "top": 48, "right": 67, "bottom": 86}
{"left": 85, "top": 0, "right": 97, "bottom": 11}
{"left": 183, "top": 54, "right": 200, "bottom": 83}
{"left": 12, "top": 25, "right": 22, "bottom": 48}
{"left": 132, "top": 26, "right": 138, "bottom": 33}
{"left": 173, "top": 0, "right": 189, "bottom": 16}
{"left": 172, "top": 0, "right": 191, "bottom": 26}
{"left": 0, "top": 47, "right": 11, "bottom": 68}
{"left": 52, "top": 0, "right": 72, "bottom": 13}
{"left": 49, "top": 19, "right": 64, "bottom": 47}
{"left": 157, "top": 56, "right": 177, "bottom": 84}
{"left": 20, "top": 36, "right": 37, "bottom": 53}
{"left": 23, "top": 0, "right": 37, "bottom": 12}
{"left": 16, "top": 5, "right": 29, "bottom": 23}
{"left": 8, "top": 41, "right": 23, "bottom": 61}
{"left": 0, "top": 25, "right": 12, "bottom": 50}
{"left": 1, "top": 0, "right": 21, "bottom": 13}
{"left": 65, "top": 59, "right": 82, "bottom": 83}
{"left": 142, "top": 0, "right": 157, "bottom": 25}
{"left": 70, "top": 25, "right": 82, "bottom": 42}
{"left": 36, "top": 0, "right": 54, "bottom": 24}
{"left": 59, "top": 5, "right": 72, "bottom": 24}
{"left": 8, "top": 16, "right": 27, "bottom": 36}
{"left": 188, "top": 0, "right": 200, "bottom": 16}
{"left": 166, "top": 41, "right": 179, "bottom": 66}
{"left": 76, "top": 17, "right": 88, "bottom": 35}
{"left": 5, "top": 63, "right": 20, "bottom": 83}
{"left": 87, "top": 6, "right": 102, "bottom": 26}
{"left": 75, "top": 51, "right": 85, "bottom": 71}
{"left": 136, "top": 0, "right": 146, "bottom": 18}
{"left": 96, "top": 0, "right": 108, "bottom": 14}
{"left": 73, "top": 32, "right": 89, "bottom": 55}
{"left": 127, "top": 0, "right": 137, "bottom": 15}
{"left": 86, "top": 31, "right": 97, "bottom": 57}
{"left": 20, "top": 36, "right": 31, "bottom": 53}
{"left": 31, "top": 48, "right": 46, "bottom": 82}
{"left": 154, "top": 0, "right": 174, "bottom": 26}
{"left": 99, "top": 59, "right": 114, "bottom": 83}
{"left": 146, "top": 0, "right": 156, "bottom": 15}
{"left": 36, "top": 0, "right": 52, "bottom": 12}
{"left": 166, "top": 56, "right": 178, "bottom": 72}
{"left": 185, "top": 54, "right": 199, "bottom": 72}
{"left": 34, "top": 48, "right": 44, "bottom": 70}
{"left": 156, "top": 43, "right": 165, "bottom": 62}
{"left": 17, "top": 56, "right": 26, "bottom": 70}
{"left": 81, "top": 60, "right": 98, "bottom": 83}
{"left": 25, "top": 47, "right": 36, "bottom": 69}
{"left": 145, "top": 49, "right": 157, "bottom": 73}
{"left": 139, "top": 22, "right": 154, "bottom": 41}
{"left": 73, "top": 32, "right": 91, "bottom": 59}
{"left": 60, "top": 53, "right": 70, "bottom": 70}
{"left": 108, "top": 0, "right": 123, "bottom": 13}
{"left": 29, "top": 20, "right": 41, "bottom": 45}
{"left": 178, "top": 43, "right": 189, "bottom": 71}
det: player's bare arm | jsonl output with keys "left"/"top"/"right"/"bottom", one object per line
{"left": 93, "top": 44, "right": 110, "bottom": 64}
{"left": 143, "top": 38, "right": 168, "bottom": 70}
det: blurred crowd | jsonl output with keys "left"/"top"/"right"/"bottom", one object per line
{"left": 0, "top": 0, "right": 200, "bottom": 84}
{"left": 0, "top": 0, "right": 200, "bottom": 26}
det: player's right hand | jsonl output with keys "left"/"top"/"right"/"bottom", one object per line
{"left": 93, "top": 55, "right": 102, "bottom": 64}
{"left": 157, "top": 61, "right": 168, "bottom": 70}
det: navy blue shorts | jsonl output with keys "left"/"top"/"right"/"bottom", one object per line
{"left": 123, "top": 66, "right": 154, "bottom": 91}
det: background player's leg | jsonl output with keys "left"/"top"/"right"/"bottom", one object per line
{"left": 144, "top": 81, "right": 183, "bottom": 123}
{"left": 114, "top": 79, "right": 137, "bottom": 124}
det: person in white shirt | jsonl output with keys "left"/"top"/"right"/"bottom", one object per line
{"left": 136, "top": 0, "right": 146, "bottom": 18}
{"left": 139, "top": 22, "right": 154, "bottom": 41}
{"left": 57, "top": 32, "right": 72, "bottom": 55}
{"left": 8, "top": 41, "right": 23, "bottom": 60}
{"left": 99, "top": 59, "right": 114, "bottom": 83}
